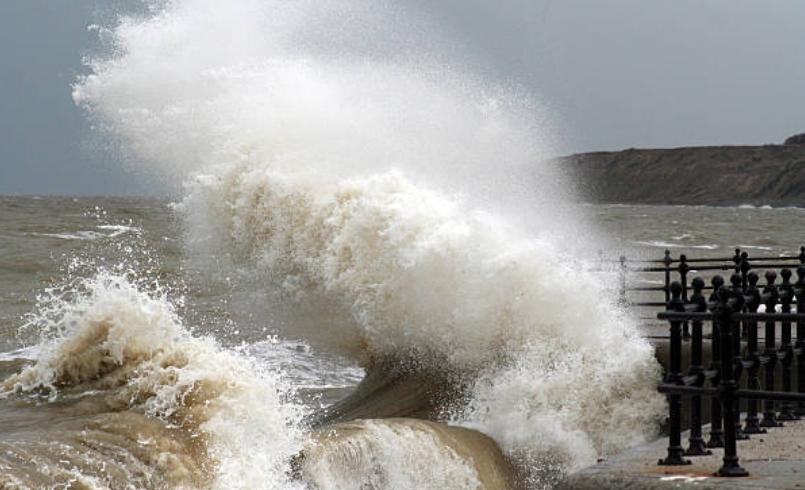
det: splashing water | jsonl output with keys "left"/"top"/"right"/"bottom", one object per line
{"left": 19, "top": 0, "right": 672, "bottom": 487}
{"left": 2, "top": 271, "right": 307, "bottom": 489}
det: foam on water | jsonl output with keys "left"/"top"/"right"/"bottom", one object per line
{"left": 69, "top": 0, "right": 666, "bottom": 486}
{"left": 2, "top": 271, "right": 307, "bottom": 489}
{"left": 179, "top": 162, "right": 664, "bottom": 482}
{"left": 303, "top": 420, "right": 485, "bottom": 490}
{"left": 0, "top": 346, "right": 38, "bottom": 362}
{"left": 630, "top": 240, "right": 720, "bottom": 250}
{"left": 32, "top": 224, "right": 139, "bottom": 241}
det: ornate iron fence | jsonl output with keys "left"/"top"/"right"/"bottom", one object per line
{"left": 654, "top": 258, "right": 805, "bottom": 476}
{"left": 620, "top": 247, "right": 805, "bottom": 307}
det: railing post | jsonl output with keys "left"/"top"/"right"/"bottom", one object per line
{"left": 778, "top": 269, "right": 799, "bottom": 420}
{"left": 740, "top": 252, "right": 750, "bottom": 293}
{"left": 663, "top": 249, "right": 673, "bottom": 304}
{"left": 743, "top": 272, "right": 766, "bottom": 434}
{"left": 707, "top": 275, "right": 725, "bottom": 448}
{"left": 729, "top": 274, "right": 749, "bottom": 440}
{"left": 739, "top": 252, "right": 751, "bottom": 340}
{"left": 732, "top": 247, "right": 742, "bottom": 267}
{"left": 685, "top": 277, "right": 711, "bottom": 456}
{"left": 796, "top": 266, "right": 805, "bottom": 417}
{"left": 760, "top": 271, "right": 783, "bottom": 428}
{"left": 716, "top": 284, "right": 749, "bottom": 477}
{"left": 659, "top": 282, "right": 692, "bottom": 466}
{"left": 679, "top": 254, "right": 691, "bottom": 340}
{"left": 618, "top": 255, "right": 628, "bottom": 307}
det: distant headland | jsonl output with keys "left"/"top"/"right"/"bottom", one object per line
{"left": 559, "top": 134, "right": 805, "bottom": 207}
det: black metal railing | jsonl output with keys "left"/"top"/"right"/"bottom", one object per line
{"left": 623, "top": 247, "right": 805, "bottom": 301}
{"left": 656, "top": 267, "right": 805, "bottom": 477}
{"left": 615, "top": 247, "right": 805, "bottom": 338}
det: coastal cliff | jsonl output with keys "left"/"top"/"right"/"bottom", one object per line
{"left": 559, "top": 142, "right": 805, "bottom": 206}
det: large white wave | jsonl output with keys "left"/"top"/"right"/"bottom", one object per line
{"left": 178, "top": 158, "right": 664, "bottom": 482}
{"left": 72, "top": 0, "right": 665, "bottom": 486}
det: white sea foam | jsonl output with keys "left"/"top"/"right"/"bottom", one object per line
{"left": 244, "top": 338, "right": 365, "bottom": 391}
{"left": 0, "top": 346, "right": 38, "bottom": 362}
{"left": 31, "top": 225, "right": 140, "bottom": 241}
{"left": 72, "top": 0, "right": 665, "bottom": 486}
{"left": 4, "top": 272, "right": 307, "bottom": 489}
{"left": 738, "top": 244, "right": 774, "bottom": 251}
{"left": 302, "top": 420, "right": 483, "bottom": 490}
{"left": 97, "top": 224, "right": 141, "bottom": 237}
{"left": 738, "top": 204, "right": 774, "bottom": 210}
{"left": 630, "top": 240, "right": 720, "bottom": 250}
{"left": 183, "top": 161, "right": 664, "bottom": 481}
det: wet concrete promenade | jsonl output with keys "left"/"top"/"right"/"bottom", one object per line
{"left": 560, "top": 420, "right": 805, "bottom": 489}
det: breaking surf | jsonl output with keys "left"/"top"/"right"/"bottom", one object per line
{"left": 0, "top": 0, "right": 666, "bottom": 488}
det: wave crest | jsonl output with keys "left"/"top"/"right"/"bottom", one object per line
{"left": 3, "top": 272, "right": 306, "bottom": 489}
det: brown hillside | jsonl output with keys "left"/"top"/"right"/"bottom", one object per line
{"left": 558, "top": 145, "right": 805, "bottom": 206}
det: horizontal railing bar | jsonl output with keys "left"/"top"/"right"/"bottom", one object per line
{"left": 628, "top": 284, "right": 786, "bottom": 295}
{"left": 734, "top": 389, "right": 805, "bottom": 402}
{"left": 674, "top": 258, "right": 735, "bottom": 263}
{"left": 745, "top": 256, "right": 804, "bottom": 262}
{"left": 657, "top": 312, "right": 713, "bottom": 320}
{"left": 737, "top": 312, "right": 805, "bottom": 321}
{"left": 657, "top": 384, "right": 718, "bottom": 396}
{"left": 684, "top": 257, "right": 801, "bottom": 264}
{"left": 632, "top": 262, "right": 803, "bottom": 273}
{"left": 645, "top": 300, "right": 800, "bottom": 309}
{"left": 658, "top": 385, "right": 805, "bottom": 402}
{"left": 657, "top": 311, "right": 805, "bottom": 321}
{"left": 681, "top": 374, "right": 701, "bottom": 386}
{"left": 613, "top": 256, "right": 802, "bottom": 265}
{"left": 688, "top": 265, "right": 770, "bottom": 271}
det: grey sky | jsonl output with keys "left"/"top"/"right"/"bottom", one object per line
{"left": 0, "top": 0, "right": 144, "bottom": 196}
{"left": 422, "top": 0, "right": 805, "bottom": 152}
{"left": 1, "top": 0, "right": 804, "bottom": 196}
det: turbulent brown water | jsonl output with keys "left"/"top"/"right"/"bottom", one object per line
{"left": 1, "top": 196, "right": 802, "bottom": 489}
{"left": 5, "top": 1, "right": 803, "bottom": 488}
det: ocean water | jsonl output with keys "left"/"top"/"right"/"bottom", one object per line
{"left": 3, "top": 0, "right": 803, "bottom": 488}
{"left": 2, "top": 196, "right": 801, "bottom": 489}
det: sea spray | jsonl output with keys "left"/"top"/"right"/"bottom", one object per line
{"left": 3, "top": 271, "right": 307, "bottom": 489}
{"left": 459, "top": 338, "right": 663, "bottom": 486}
{"left": 179, "top": 158, "right": 665, "bottom": 483}
{"left": 71, "top": 0, "right": 666, "bottom": 486}
{"left": 73, "top": 0, "right": 569, "bottom": 233}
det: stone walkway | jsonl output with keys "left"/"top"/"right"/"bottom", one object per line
{"left": 559, "top": 419, "right": 805, "bottom": 489}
